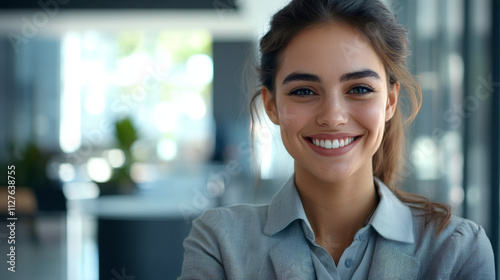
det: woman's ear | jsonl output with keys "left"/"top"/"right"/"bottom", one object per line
{"left": 385, "top": 82, "right": 399, "bottom": 121}
{"left": 262, "top": 86, "right": 280, "bottom": 125}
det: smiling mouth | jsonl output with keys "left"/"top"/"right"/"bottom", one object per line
{"left": 306, "top": 136, "right": 360, "bottom": 150}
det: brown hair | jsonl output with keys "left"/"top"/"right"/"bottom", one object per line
{"left": 250, "top": 0, "right": 450, "bottom": 232}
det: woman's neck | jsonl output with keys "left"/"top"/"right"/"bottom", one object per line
{"left": 294, "top": 165, "right": 378, "bottom": 263}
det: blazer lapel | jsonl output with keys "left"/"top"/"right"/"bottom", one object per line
{"left": 268, "top": 224, "right": 316, "bottom": 280}
{"left": 368, "top": 238, "right": 420, "bottom": 280}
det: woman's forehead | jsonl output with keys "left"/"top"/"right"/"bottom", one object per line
{"left": 277, "top": 22, "right": 386, "bottom": 82}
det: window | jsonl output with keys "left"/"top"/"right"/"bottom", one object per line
{"left": 58, "top": 30, "right": 214, "bottom": 185}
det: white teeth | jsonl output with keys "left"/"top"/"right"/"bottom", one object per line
{"left": 325, "top": 140, "right": 332, "bottom": 149}
{"left": 311, "top": 137, "right": 356, "bottom": 150}
{"left": 332, "top": 139, "right": 339, "bottom": 148}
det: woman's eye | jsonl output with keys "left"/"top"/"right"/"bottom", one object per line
{"left": 348, "top": 86, "right": 374, "bottom": 95}
{"left": 289, "top": 88, "right": 315, "bottom": 96}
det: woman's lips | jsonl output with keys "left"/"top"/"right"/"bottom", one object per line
{"left": 304, "top": 134, "right": 361, "bottom": 156}
{"left": 307, "top": 136, "right": 359, "bottom": 149}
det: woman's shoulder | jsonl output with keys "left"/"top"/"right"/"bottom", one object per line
{"left": 439, "top": 214, "right": 491, "bottom": 246}
{"left": 408, "top": 211, "right": 495, "bottom": 278}
{"left": 445, "top": 214, "right": 487, "bottom": 236}
{"left": 410, "top": 208, "right": 486, "bottom": 240}
{"left": 180, "top": 204, "right": 281, "bottom": 279}
{"left": 198, "top": 203, "right": 269, "bottom": 219}
{"left": 192, "top": 204, "right": 269, "bottom": 233}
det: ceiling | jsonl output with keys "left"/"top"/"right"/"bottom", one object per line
{"left": 0, "top": 0, "right": 291, "bottom": 41}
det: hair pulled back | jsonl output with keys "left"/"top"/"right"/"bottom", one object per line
{"left": 250, "top": 0, "right": 450, "bottom": 231}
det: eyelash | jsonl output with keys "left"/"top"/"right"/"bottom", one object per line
{"left": 288, "top": 88, "right": 315, "bottom": 96}
{"left": 287, "top": 84, "right": 375, "bottom": 97}
{"left": 348, "top": 85, "right": 375, "bottom": 95}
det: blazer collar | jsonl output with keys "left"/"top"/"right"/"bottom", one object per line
{"left": 368, "top": 237, "right": 421, "bottom": 279}
{"left": 268, "top": 222, "right": 316, "bottom": 280}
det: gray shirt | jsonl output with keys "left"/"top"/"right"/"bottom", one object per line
{"left": 306, "top": 178, "right": 413, "bottom": 280}
{"left": 291, "top": 178, "right": 414, "bottom": 279}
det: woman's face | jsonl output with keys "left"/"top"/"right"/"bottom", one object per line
{"left": 263, "top": 23, "right": 398, "bottom": 184}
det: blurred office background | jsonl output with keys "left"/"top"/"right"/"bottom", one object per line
{"left": 0, "top": 0, "right": 498, "bottom": 279}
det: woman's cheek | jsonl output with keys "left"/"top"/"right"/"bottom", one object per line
{"left": 278, "top": 103, "right": 300, "bottom": 126}
{"left": 355, "top": 100, "right": 387, "bottom": 141}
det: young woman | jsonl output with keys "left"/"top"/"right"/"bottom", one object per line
{"left": 179, "top": 0, "right": 495, "bottom": 279}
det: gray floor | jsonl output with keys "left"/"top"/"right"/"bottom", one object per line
{"left": 0, "top": 214, "right": 68, "bottom": 280}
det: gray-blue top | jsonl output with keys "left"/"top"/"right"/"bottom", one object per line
{"left": 179, "top": 176, "right": 495, "bottom": 279}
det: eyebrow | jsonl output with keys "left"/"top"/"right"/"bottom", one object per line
{"left": 282, "top": 73, "right": 321, "bottom": 85}
{"left": 282, "top": 69, "right": 381, "bottom": 85}
{"left": 339, "top": 69, "right": 381, "bottom": 83}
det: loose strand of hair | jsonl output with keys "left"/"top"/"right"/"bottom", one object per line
{"left": 393, "top": 189, "right": 452, "bottom": 235}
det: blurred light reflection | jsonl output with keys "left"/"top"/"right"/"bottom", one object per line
{"left": 130, "top": 163, "right": 159, "bottom": 185}
{"left": 59, "top": 163, "right": 76, "bottom": 182}
{"left": 60, "top": 33, "right": 82, "bottom": 153}
{"left": 154, "top": 103, "right": 178, "bottom": 132}
{"left": 186, "top": 54, "right": 213, "bottom": 86}
{"left": 105, "top": 149, "right": 126, "bottom": 168}
{"left": 63, "top": 182, "right": 100, "bottom": 200}
{"left": 179, "top": 92, "right": 207, "bottom": 120}
{"left": 86, "top": 157, "right": 112, "bottom": 183}
{"left": 157, "top": 139, "right": 178, "bottom": 161}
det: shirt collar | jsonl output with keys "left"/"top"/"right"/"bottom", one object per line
{"left": 264, "top": 175, "right": 414, "bottom": 244}
{"left": 370, "top": 177, "right": 414, "bottom": 243}
{"left": 263, "top": 175, "right": 314, "bottom": 241}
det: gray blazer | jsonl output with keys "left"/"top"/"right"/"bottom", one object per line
{"left": 179, "top": 177, "right": 495, "bottom": 279}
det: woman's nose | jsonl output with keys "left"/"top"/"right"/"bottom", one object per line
{"left": 316, "top": 95, "right": 348, "bottom": 128}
